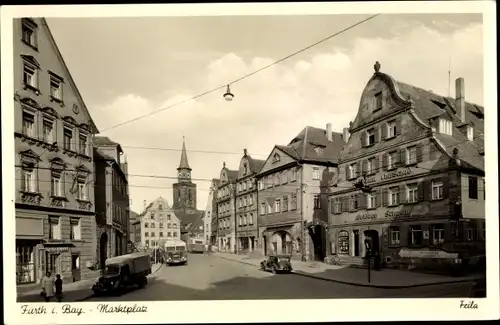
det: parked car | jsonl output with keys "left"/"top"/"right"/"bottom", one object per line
{"left": 165, "top": 251, "right": 188, "bottom": 266}
{"left": 260, "top": 255, "right": 293, "bottom": 274}
{"left": 92, "top": 252, "right": 152, "bottom": 296}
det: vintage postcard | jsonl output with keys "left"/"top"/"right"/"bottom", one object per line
{"left": 1, "top": 1, "right": 498, "bottom": 324}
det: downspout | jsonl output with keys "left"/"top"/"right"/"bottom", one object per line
{"left": 300, "top": 127, "right": 309, "bottom": 262}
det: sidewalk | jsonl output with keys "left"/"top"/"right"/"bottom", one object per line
{"left": 17, "top": 263, "right": 163, "bottom": 302}
{"left": 215, "top": 253, "right": 481, "bottom": 289}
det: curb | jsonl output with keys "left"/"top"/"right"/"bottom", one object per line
{"left": 215, "top": 254, "right": 477, "bottom": 289}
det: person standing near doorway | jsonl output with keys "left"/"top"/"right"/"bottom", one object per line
{"left": 54, "top": 274, "right": 63, "bottom": 302}
{"left": 40, "top": 272, "right": 55, "bottom": 302}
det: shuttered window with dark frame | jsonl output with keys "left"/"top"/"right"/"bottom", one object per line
{"left": 468, "top": 176, "right": 478, "bottom": 199}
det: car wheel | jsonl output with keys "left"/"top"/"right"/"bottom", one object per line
{"left": 272, "top": 267, "right": 277, "bottom": 274}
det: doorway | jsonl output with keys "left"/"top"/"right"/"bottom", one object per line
{"left": 263, "top": 235, "right": 267, "bottom": 255}
{"left": 308, "top": 225, "right": 326, "bottom": 261}
{"left": 99, "top": 232, "right": 108, "bottom": 270}
{"left": 71, "top": 254, "right": 81, "bottom": 282}
{"left": 353, "top": 230, "right": 360, "bottom": 257}
{"left": 363, "top": 229, "right": 380, "bottom": 254}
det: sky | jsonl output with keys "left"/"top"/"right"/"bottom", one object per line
{"left": 46, "top": 13, "right": 484, "bottom": 214}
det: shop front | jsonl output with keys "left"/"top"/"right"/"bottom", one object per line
{"left": 263, "top": 222, "right": 303, "bottom": 259}
{"left": 236, "top": 229, "right": 258, "bottom": 253}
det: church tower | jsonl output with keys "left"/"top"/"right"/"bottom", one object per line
{"left": 172, "top": 137, "right": 197, "bottom": 211}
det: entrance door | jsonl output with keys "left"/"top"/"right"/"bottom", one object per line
{"left": 100, "top": 233, "right": 108, "bottom": 270}
{"left": 263, "top": 236, "right": 267, "bottom": 255}
{"left": 354, "top": 230, "right": 360, "bottom": 256}
{"left": 71, "top": 254, "right": 81, "bottom": 282}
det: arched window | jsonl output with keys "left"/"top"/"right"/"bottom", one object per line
{"left": 338, "top": 230, "right": 350, "bottom": 255}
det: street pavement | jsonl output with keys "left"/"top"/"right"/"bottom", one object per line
{"left": 77, "top": 253, "right": 475, "bottom": 302}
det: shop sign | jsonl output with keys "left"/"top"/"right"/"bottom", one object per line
{"left": 364, "top": 175, "right": 377, "bottom": 184}
{"left": 398, "top": 248, "right": 458, "bottom": 259}
{"left": 381, "top": 167, "right": 412, "bottom": 181}
{"left": 45, "top": 246, "right": 70, "bottom": 253}
{"left": 355, "top": 213, "right": 378, "bottom": 221}
{"left": 385, "top": 209, "right": 412, "bottom": 220}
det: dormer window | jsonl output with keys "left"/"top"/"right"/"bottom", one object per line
{"left": 467, "top": 126, "right": 474, "bottom": 141}
{"left": 272, "top": 153, "right": 280, "bottom": 163}
{"left": 21, "top": 18, "right": 38, "bottom": 48}
{"left": 439, "top": 119, "right": 453, "bottom": 136}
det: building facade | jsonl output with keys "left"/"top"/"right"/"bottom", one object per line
{"left": 129, "top": 219, "right": 141, "bottom": 250}
{"left": 14, "top": 18, "right": 99, "bottom": 285}
{"left": 203, "top": 179, "right": 219, "bottom": 245}
{"left": 327, "top": 62, "right": 485, "bottom": 270}
{"left": 257, "top": 125, "right": 344, "bottom": 261}
{"left": 216, "top": 163, "right": 238, "bottom": 252}
{"left": 235, "top": 149, "right": 265, "bottom": 254}
{"left": 210, "top": 179, "right": 221, "bottom": 249}
{"left": 93, "top": 136, "right": 130, "bottom": 269}
{"left": 139, "top": 197, "right": 181, "bottom": 249}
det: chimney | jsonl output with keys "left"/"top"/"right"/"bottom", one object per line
{"left": 455, "top": 77, "right": 466, "bottom": 123}
{"left": 342, "top": 127, "right": 350, "bottom": 142}
{"left": 326, "top": 123, "right": 333, "bottom": 141}
{"left": 143, "top": 200, "right": 147, "bottom": 210}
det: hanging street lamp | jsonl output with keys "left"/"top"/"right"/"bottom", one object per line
{"left": 223, "top": 84, "right": 234, "bottom": 101}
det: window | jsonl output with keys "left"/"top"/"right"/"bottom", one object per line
{"left": 248, "top": 195, "right": 253, "bottom": 205}
{"left": 272, "top": 153, "right": 280, "bottom": 163}
{"left": 70, "top": 218, "right": 81, "bottom": 240}
{"left": 314, "top": 194, "right": 321, "bottom": 209}
{"left": 63, "top": 127, "right": 73, "bottom": 151}
{"left": 367, "top": 193, "right": 376, "bottom": 209}
{"left": 22, "top": 166, "right": 36, "bottom": 192}
{"left": 79, "top": 134, "right": 88, "bottom": 155}
{"left": 281, "top": 173, "right": 287, "bottom": 184}
{"left": 144, "top": 222, "right": 149, "bottom": 228}
{"left": 23, "top": 62, "right": 37, "bottom": 88}
{"left": 406, "top": 183, "right": 418, "bottom": 203}
{"left": 258, "top": 181, "right": 264, "bottom": 190}
{"left": 260, "top": 203, "right": 266, "bottom": 215}
{"left": 49, "top": 75, "right": 63, "bottom": 101}
{"left": 248, "top": 180, "right": 253, "bottom": 189}
{"left": 238, "top": 216, "right": 242, "bottom": 226}
{"left": 243, "top": 163, "right": 248, "bottom": 175}
{"left": 467, "top": 223, "right": 478, "bottom": 241}
{"left": 22, "top": 111, "right": 35, "bottom": 138}
{"left": 42, "top": 118, "right": 54, "bottom": 143}
{"left": 291, "top": 169, "right": 297, "bottom": 182}
{"left": 151, "top": 222, "right": 155, "bottom": 228}
{"left": 333, "top": 198, "right": 341, "bottom": 213}
{"left": 159, "top": 232, "right": 163, "bottom": 237}
{"left": 349, "top": 195, "right": 358, "bottom": 210}
{"left": 375, "top": 91, "right": 383, "bottom": 110}
{"left": 49, "top": 217, "right": 61, "bottom": 240}
{"left": 432, "top": 180, "right": 443, "bottom": 200}
{"left": 388, "top": 151, "right": 397, "bottom": 169}
{"left": 410, "top": 225, "right": 423, "bottom": 245}
{"left": 173, "top": 232, "right": 177, "bottom": 237}
{"left": 467, "top": 126, "right": 474, "bottom": 141}
{"left": 366, "top": 157, "right": 375, "bottom": 175}
{"left": 282, "top": 196, "right": 289, "bottom": 211}
{"left": 159, "top": 223, "right": 163, "bottom": 228}
{"left": 468, "top": 176, "right": 478, "bottom": 199}
{"left": 407, "top": 146, "right": 417, "bottom": 165}
{"left": 348, "top": 163, "right": 357, "bottom": 179}
{"left": 248, "top": 213, "right": 253, "bottom": 224}
{"left": 237, "top": 183, "right": 241, "bottom": 192}
{"left": 77, "top": 180, "right": 87, "bottom": 200}
{"left": 389, "top": 227, "right": 400, "bottom": 245}
{"left": 389, "top": 187, "right": 399, "bottom": 206}
{"left": 172, "top": 223, "right": 177, "bottom": 229}
{"left": 243, "top": 182, "right": 247, "bottom": 191}
{"left": 144, "top": 240, "right": 149, "bottom": 246}
{"left": 243, "top": 215, "right": 247, "bottom": 225}
{"left": 243, "top": 197, "right": 247, "bottom": 206}
{"left": 291, "top": 193, "right": 297, "bottom": 210}
{"left": 387, "top": 120, "right": 396, "bottom": 138}
{"left": 151, "top": 232, "right": 155, "bottom": 237}
{"left": 267, "top": 203, "right": 273, "bottom": 214}
{"left": 312, "top": 168, "right": 320, "bottom": 180}
{"left": 432, "top": 224, "right": 444, "bottom": 245}
{"left": 21, "top": 19, "right": 37, "bottom": 47}
{"left": 439, "top": 119, "right": 453, "bottom": 135}
{"left": 367, "top": 128, "right": 375, "bottom": 145}
{"left": 167, "top": 215, "right": 171, "bottom": 221}
{"left": 51, "top": 172, "right": 63, "bottom": 197}
{"left": 151, "top": 213, "right": 155, "bottom": 219}
{"left": 275, "top": 199, "right": 281, "bottom": 213}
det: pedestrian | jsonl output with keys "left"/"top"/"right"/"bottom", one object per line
{"left": 40, "top": 272, "right": 55, "bottom": 302}
{"left": 54, "top": 274, "right": 63, "bottom": 302}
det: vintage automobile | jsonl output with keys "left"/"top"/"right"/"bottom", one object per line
{"left": 260, "top": 255, "right": 293, "bottom": 274}
{"left": 92, "top": 252, "right": 152, "bottom": 296}
{"left": 165, "top": 251, "right": 188, "bottom": 266}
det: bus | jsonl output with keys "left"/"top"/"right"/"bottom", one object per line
{"left": 187, "top": 238, "right": 205, "bottom": 253}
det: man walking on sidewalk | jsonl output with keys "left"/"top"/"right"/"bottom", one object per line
{"left": 54, "top": 274, "right": 63, "bottom": 302}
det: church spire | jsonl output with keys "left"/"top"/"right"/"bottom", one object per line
{"left": 178, "top": 136, "right": 191, "bottom": 171}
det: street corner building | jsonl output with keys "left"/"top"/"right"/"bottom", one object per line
{"left": 14, "top": 18, "right": 100, "bottom": 285}
{"left": 235, "top": 149, "right": 266, "bottom": 255}
{"left": 216, "top": 162, "right": 239, "bottom": 252}
{"left": 327, "top": 61, "right": 485, "bottom": 273}
{"left": 256, "top": 124, "right": 346, "bottom": 262}
{"left": 93, "top": 136, "right": 130, "bottom": 270}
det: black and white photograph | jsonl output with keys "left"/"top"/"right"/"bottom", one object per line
{"left": 2, "top": 2, "right": 498, "bottom": 324}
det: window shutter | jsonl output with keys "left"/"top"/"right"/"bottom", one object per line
{"left": 442, "top": 177, "right": 450, "bottom": 199}
{"left": 416, "top": 143, "right": 423, "bottom": 163}
{"left": 424, "top": 180, "right": 431, "bottom": 201}
{"left": 417, "top": 181, "right": 425, "bottom": 202}
{"left": 399, "top": 184, "right": 406, "bottom": 204}
{"left": 360, "top": 132, "right": 365, "bottom": 148}
{"left": 399, "top": 148, "right": 406, "bottom": 166}
{"left": 380, "top": 124, "right": 386, "bottom": 141}
{"left": 383, "top": 154, "right": 388, "bottom": 170}
{"left": 375, "top": 127, "right": 380, "bottom": 143}
{"left": 374, "top": 156, "right": 379, "bottom": 174}
{"left": 359, "top": 193, "right": 367, "bottom": 210}
{"left": 395, "top": 150, "right": 401, "bottom": 167}
{"left": 356, "top": 162, "right": 361, "bottom": 178}
{"left": 396, "top": 116, "right": 402, "bottom": 136}
{"left": 382, "top": 188, "right": 388, "bottom": 206}
{"left": 361, "top": 160, "right": 366, "bottom": 176}
{"left": 345, "top": 165, "right": 349, "bottom": 180}
{"left": 341, "top": 197, "right": 348, "bottom": 212}
{"left": 376, "top": 189, "right": 382, "bottom": 207}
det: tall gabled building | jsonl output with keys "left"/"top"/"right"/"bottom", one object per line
{"left": 216, "top": 163, "right": 239, "bottom": 252}
{"left": 256, "top": 124, "right": 345, "bottom": 261}
{"left": 14, "top": 18, "right": 99, "bottom": 285}
{"left": 328, "top": 62, "right": 485, "bottom": 271}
